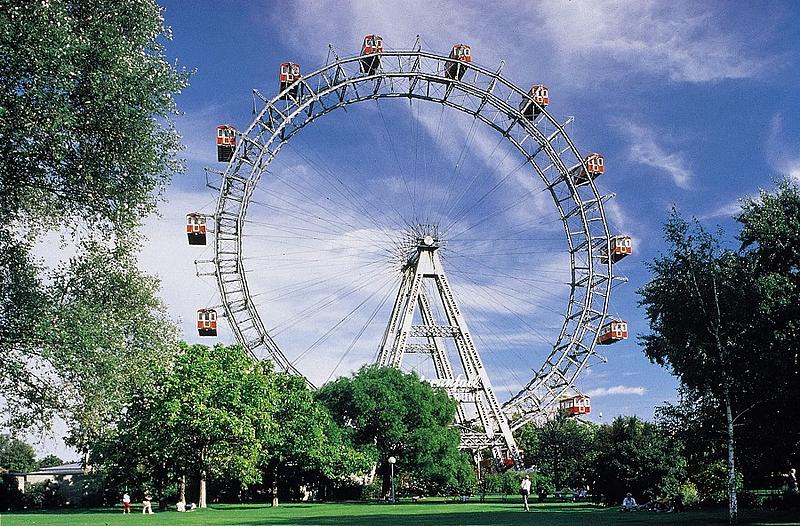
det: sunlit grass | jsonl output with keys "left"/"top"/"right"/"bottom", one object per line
{"left": 1, "top": 501, "right": 796, "bottom": 526}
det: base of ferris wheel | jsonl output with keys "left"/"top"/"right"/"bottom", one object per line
{"left": 376, "top": 225, "right": 526, "bottom": 468}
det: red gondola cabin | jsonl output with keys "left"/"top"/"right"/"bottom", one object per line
{"left": 569, "top": 153, "right": 604, "bottom": 186}
{"left": 360, "top": 34, "right": 383, "bottom": 74}
{"left": 601, "top": 235, "right": 632, "bottom": 263}
{"left": 559, "top": 395, "right": 591, "bottom": 416}
{"left": 197, "top": 308, "right": 217, "bottom": 337}
{"left": 446, "top": 44, "right": 472, "bottom": 80}
{"left": 598, "top": 319, "right": 628, "bottom": 345}
{"left": 279, "top": 62, "right": 301, "bottom": 99}
{"left": 186, "top": 213, "right": 207, "bottom": 246}
{"left": 520, "top": 85, "right": 549, "bottom": 120}
{"left": 216, "top": 125, "right": 236, "bottom": 162}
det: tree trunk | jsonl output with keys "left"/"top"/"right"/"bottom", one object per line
{"left": 179, "top": 474, "right": 186, "bottom": 504}
{"left": 199, "top": 470, "right": 207, "bottom": 508}
{"left": 725, "top": 390, "right": 738, "bottom": 524}
{"left": 271, "top": 462, "right": 279, "bottom": 507}
{"left": 199, "top": 446, "right": 208, "bottom": 508}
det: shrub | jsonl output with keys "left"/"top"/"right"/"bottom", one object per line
{"left": 694, "top": 460, "right": 743, "bottom": 504}
{"left": 0, "top": 474, "right": 24, "bottom": 510}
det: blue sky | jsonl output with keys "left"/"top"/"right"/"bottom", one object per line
{"left": 31, "top": 0, "right": 800, "bottom": 457}
{"left": 142, "top": 1, "right": 800, "bottom": 419}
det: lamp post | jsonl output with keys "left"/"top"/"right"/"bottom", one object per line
{"left": 388, "top": 456, "right": 397, "bottom": 503}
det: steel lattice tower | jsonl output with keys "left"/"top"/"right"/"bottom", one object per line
{"left": 377, "top": 229, "right": 521, "bottom": 467}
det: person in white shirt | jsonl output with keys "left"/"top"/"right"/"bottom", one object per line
{"left": 622, "top": 492, "right": 637, "bottom": 511}
{"left": 520, "top": 474, "right": 532, "bottom": 511}
{"left": 122, "top": 493, "right": 131, "bottom": 514}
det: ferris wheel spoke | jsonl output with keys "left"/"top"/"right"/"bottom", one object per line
{"left": 283, "top": 140, "right": 406, "bottom": 243}
{"left": 268, "top": 263, "right": 396, "bottom": 336}
{"left": 293, "top": 272, "right": 398, "bottom": 370}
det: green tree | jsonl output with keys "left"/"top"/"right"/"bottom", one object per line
{"left": 515, "top": 413, "right": 596, "bottom": 490}
{"left": 0, "top": 0, "right": 188, "bottom": 442}
{"left": 639, "top": 211, "right": 762, "bottom": 522}
{"left": 736, "top": 180, "right": 800, "bottom": 478}
{"left": 36, "top": 454, "right": 64, "bottom": 469}
{"left": 262, "top": 374, "right": 371, "bottom": 506}
{"left": 316, "top": 366, "right": 474, "bottom": 496}
{"left": 95, "top": 343, "right": 277, "bottom": 508}
{"left": 589, "top": 416, "right": 685, "bottom": 506}
{"left": 0, "top": 435, "right": 36, "bottom": 472}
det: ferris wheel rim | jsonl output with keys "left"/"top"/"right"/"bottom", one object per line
{"left": 212, "top": 47, "right": 615, "bottom": 426}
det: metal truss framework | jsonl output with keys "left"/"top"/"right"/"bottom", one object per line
{"left": 212, "top": 47, "right": 617, "bottom": 447}
{"left": 377, "top": 237, "right": 521, "bottom": 465}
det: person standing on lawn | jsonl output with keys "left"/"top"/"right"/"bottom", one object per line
{"left": 520, "top": 474, "right": 532, "bottom": 511}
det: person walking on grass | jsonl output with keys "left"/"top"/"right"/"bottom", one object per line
{"left": 122, "top": 492, "right": 131, "bottom": 514}
{"left": 520, "top": 474, "right": 532, "bottom": 511}
{"left": 142, "top": 494, "right": 154, "bottom": 514}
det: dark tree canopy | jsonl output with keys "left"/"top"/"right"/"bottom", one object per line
{"left": 515, "top": 412, "right": 596, "bottom": 489}
{"left": 590, "top": 416, "right": 686, "bottom": 506}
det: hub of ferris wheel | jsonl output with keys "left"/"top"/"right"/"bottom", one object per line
{"left": 378, "top": 224, "right": 521, "bottom": 467}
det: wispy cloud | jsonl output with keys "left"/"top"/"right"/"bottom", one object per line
{"left": 766, "top": 113, "right": 800, "bottom": 182}
{"left": 699, "top": 199, "right": 744, "bottom": 220}
{"left": 531, "top": 0, "right": 770, "bottom": 85}
{"left": 587, "top": 385, "right": 647, "bottom": 397}
{"left": 617, "top": 121, "right": 692, "bottom": 189}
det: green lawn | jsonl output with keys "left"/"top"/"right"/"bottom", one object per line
{"left": 1, "top": 502, "right": 798, "bottom": 526}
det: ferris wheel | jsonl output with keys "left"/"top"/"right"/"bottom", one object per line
{"left": 188, "top": 36, "right": 631, "bottom": 466}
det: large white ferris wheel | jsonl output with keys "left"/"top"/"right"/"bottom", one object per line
{"left": 188, "top": 36, "right": 632, "bottom": 467}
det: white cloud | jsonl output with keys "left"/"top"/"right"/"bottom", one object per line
{"left": 766, "top": 113, "right": 800, "bottom": 182}
{"left": 699, "top": 199, "right": 744, "bottom": 220}
{"left": 531, "top": 0, "right": 768, "bottom": 85}
{"left": 618, "top": 120, "right": 692, "bottom": 189}
{"left": 587, "top": 385, "right": 647, "bottom": 397}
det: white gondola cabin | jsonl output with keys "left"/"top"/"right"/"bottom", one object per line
{"left": 197, "top": 308, "right": 217, "bottom": 337}
{"left": 279, "top": 62, "right": 301, "bottom": 99}
{"left": 559, "top": 395, "right": 591, "bottom": 416}
{"left": 601, "top": 235, "right": 633, "bottom": 263}
{"left": 445, "top": 44, "right": 472, "bottom": 80}
{"left": 569, "top": 153, "right": 604, "bottom": 186}
{"left": 598, "top": 319, "right": 628, "bottom": 345}
{"left": 186, "top": 213, "right": 207, "bottom": 246}
{"left": 216, "top": 125, "right": 236, "bottom": 162}
{"left": 519, "top": 85, "right": 549, "bottom": 120}
{"left": 360, "top": 34, "right": 383, "bottom": 74}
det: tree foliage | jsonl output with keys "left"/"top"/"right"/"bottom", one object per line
{"left": 0, "top": 434, "right": 36, "bottom": 473}
{"left": 589, "top": 416, "right": 686, "bottom": 506}
{"left": 515, "top": 412, "right": 596, "bottom": 489}
{"left": 261, "top": 373, "right": 371, "bottom": 506}
{"left": 316, "top": 366, "right": 474, "bottom": 495}
{"left": 95, "top": 344, "right": 276, "bottom": 507}
{"left": 0, "top": 0, "right": 188, "bottom": 444}
{"left": 639, "top": 189, "right": 800, "bottom": 520}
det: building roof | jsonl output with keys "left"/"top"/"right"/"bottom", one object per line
{"left": 24, "top": 462, "right": 84, "bottom": 476}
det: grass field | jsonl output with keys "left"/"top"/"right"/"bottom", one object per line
{"left": 1, "top": 501, "right": 798, "bottom": 526}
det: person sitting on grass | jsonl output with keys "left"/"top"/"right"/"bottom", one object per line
{"left": 621, "top": 492, "right": 637, "bottom": 511}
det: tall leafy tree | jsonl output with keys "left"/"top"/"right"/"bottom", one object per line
{"left": 261, "top": 374, "right": 371, "bottom": 506}
{"left": 515, "top": 412, "right": 596, "bottom": 489}
{"left": 589, "top": 416, "right": 686, "bottom": 506}
{"left": 0, "top": 0, "right": 188, "bottom": 441}
{"left": 95, "top": 344, "right": 277, "bottom": 508}
{"left": 316, "top": 366, "right": 475, "bottom": 496}
{"left": 639, "top": 211, "right": 766, "bottom": 522}
{"left": 0, "top": 435, "right": 36, "bottom": 473}
{"left": 736, "top": 180, "right": 800, "bottom": 476}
